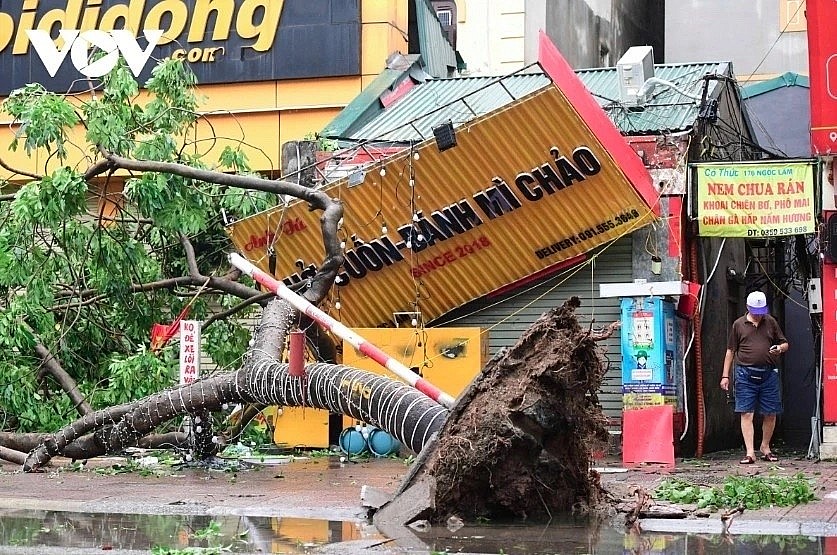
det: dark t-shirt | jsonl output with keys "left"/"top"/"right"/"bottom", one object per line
{"left": 727, "top": 314, "right": 787, "bottom": 368}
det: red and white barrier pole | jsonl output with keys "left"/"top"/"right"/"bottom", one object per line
{"left": 229, "top": 253, "right": 456, "bottom": 409}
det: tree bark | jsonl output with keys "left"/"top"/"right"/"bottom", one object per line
{"left": 0, "top": 431, "right": 189, "bottom": 462}
{"left": 34, "top": 343, "right": 93, "bottom": 416}
{"left": 0, "top": 445, "right": 27, "bottom": 465}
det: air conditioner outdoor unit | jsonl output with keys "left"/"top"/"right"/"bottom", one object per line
{"left": 617, "top": 46, "right": 655, "bottom": 107}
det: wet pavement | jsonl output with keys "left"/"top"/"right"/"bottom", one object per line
{"left": 0, "top": 455, "right": 406, "bottom": 522}
{"left": 0, "top": 449, "right": 836, "bottom": 553}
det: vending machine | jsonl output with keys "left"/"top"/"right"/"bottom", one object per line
{"left": 619, "top": 296, "right": 681, "bottom": 411}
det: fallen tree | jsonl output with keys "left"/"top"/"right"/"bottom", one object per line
{"left": 0, "top": 56, "right": 613, "bottom": 525}
{"left": 0, "top": 58, "right": 451, "bottom": 471}
{"left": 14, "top": 298, "right": 448, "bottom": 471}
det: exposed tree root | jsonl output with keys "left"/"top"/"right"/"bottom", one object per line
{"left": 386, "top": 297, "right": 610, "bottom": 523}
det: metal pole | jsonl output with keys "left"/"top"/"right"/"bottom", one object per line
{"left": 229, "top": 253, "right": 457, "bottom": 409}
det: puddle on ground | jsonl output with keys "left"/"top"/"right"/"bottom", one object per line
{"left": 0, "top": 509, "right": 829, "bottom": 553}
{"left": 417, "top": 519, "right": 828, "bottom": 554}
{"left": 0, "top": 509, "right": 380, "bottom": 553}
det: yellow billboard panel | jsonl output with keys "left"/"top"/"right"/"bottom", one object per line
{"left": 227, "top": 86, "right": 655, "bottom": 328}
{"left": 695, "top": 161, "right": 816, "bottom": 237}
{"left": 341, "top": 327, "right": 487, "bottom": 399}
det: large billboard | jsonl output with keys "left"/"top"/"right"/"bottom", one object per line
{"left": 807, "top": 0, "right": 837, "bottom": 154}
{"left": 694, "top": 161, "right": 816, "bottom": 237}
{"left": 0, "top": 0, "right": 360, "bottom": 95}
{"left": 227, "top": 81, "right": 657, "bottom": 328}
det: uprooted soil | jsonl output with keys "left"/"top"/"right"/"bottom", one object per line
{"left": 416, "top": 297, "right": 611, "bottom": 522}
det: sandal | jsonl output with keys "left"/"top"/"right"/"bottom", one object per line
{"left": 739, "top": 455, "right": 756, "bottom": 465}
{"left": 761, "top": 452, "right": 779, "bottom": 462}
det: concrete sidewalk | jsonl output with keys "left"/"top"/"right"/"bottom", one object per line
{"left": 0, "top": 454, "right": 407, "bottom": 521}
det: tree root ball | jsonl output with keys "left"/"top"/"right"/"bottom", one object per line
{"left": 422, "top": 297, "right": 610, "bottom": 522}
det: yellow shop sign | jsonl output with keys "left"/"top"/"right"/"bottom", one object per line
{"left": 0, "top": 0, "right": 282, "bottom": 55}
{"left": 227, "top": 84, "right": 657, "bottom": 328}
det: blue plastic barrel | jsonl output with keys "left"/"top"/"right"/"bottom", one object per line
{"left": 367, "top": 429, "right": 401, "bottom": 457}
{"left": 338, "top": 427, "right": 368, "bottom": 455}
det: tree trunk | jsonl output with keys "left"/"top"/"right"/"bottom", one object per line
{"left": 18, "top": 299, "right": 448, "bottom": 471}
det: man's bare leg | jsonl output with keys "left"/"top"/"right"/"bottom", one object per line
{"left": 740, "top": 412, "right": 755, "bottom": 460}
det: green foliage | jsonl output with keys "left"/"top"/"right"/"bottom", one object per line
{"left": 3, "top": 83, "right": 80, "bottom": 160}
{"left": 305, "top": 448, "right": 339, "bottom": 458}
{"left": 654, "top": 473, "right": 816, "bottom": 510}
{"left": 94, "top": 459, "right": 154, "bottom": 476}
{"left": 218, "top": 146, "right": 250, "bottom": 173}
{"left": 302, "top": 131, "right": 338, "bottom": 152}
{"left": 92, "top": 348, "right": 177, "bottom": 408}
{"left": 12, "top": 168, "right": 88, "bottom": 226}
{"left": 240, "top": 421, "right": 272, "bottom": 448}
{"left": 0, "top": 364, "right": 77, "bottom": 432}
{"left": 0, "top": 56, "right": 278, "bottom": 435}
{"left": 83, "top": 65, "right": 141, "bottom": 155}
{"left": 143, "top": 58, "right": 200, "bottom": 134}
{"left": 191, "top": 521, "right": 223, "bottom": 541}
{"left": 204, "top": 319, "right": 251, "bottom": 370}
{"left": 151, "top": 518, "right": 234, "bottom": 554}
{"left": 151, "top": 547, "right": 226, "bottom": 555}
{"left": 219, "top": 188, "right": 273, "bottom": 219}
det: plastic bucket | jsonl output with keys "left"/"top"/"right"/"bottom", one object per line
{"left": 338, "top": 427, "right": 368, "bottom": 455}
{"left": 367, "top": 429, "right": 401, "bottom": 457}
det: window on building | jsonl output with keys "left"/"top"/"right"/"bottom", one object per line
{"left": 430, "top": 0, "right": 457, "bottom": 47}
{"left": 779, "top": 0, "right": 807, "bottom": 32}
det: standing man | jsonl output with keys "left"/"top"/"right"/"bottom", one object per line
{"left": 721, "top": 291, "right": 789, "bottom": 464}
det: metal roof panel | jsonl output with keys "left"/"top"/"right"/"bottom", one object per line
{"left": 338, "top": 62, "right": 732, "bottom": 143}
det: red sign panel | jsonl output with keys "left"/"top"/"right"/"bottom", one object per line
{"left": 822, "top": 226, "right": 837, "bottom": 423}
{"left": 807, "top": 0, "right": 837, "bottom": 154}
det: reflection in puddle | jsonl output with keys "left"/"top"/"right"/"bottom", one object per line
{"left": 0, "top": 510, "right": 829, "bottom": 553}
{"left": 416, "top": 518, "right": 828, "bottom": 554}
{"left": 0, "top": 509, "right": 380, "bottom": 553}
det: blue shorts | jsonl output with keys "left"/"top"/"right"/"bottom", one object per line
{"left": 734, "top": 365, "right": 782, "bottom": 415}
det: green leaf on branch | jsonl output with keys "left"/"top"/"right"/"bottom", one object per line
{"left": 654, "top": 473, "right": 816, "bottom": 510}
{"left": 12, "top": 168, "right": 88, "bottom": 226}
{"left": 3, "top": 83, "right": 80, "bottom": 160}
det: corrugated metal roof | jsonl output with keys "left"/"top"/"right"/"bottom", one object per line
{"left": 343, "top": 72, "right": 551, "bottom": 142}
{"left": 322, "top": 55, "right": 425, "bottom": 139}
{"left": 339, "top": 62, "right": 731, "bottom": 143}
{"left": 577, "top": 62, "right": 730, "bottom": 134}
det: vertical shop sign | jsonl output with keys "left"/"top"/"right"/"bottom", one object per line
{"left": 179, "top": 320, "right": 201, "bottom": 385}
{"left": 807, "top": 0, "right": 837, "bottom": 154}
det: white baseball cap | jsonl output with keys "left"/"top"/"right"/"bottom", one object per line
{"left": 746, "top": 291, "right": 769, "bottom": 315}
